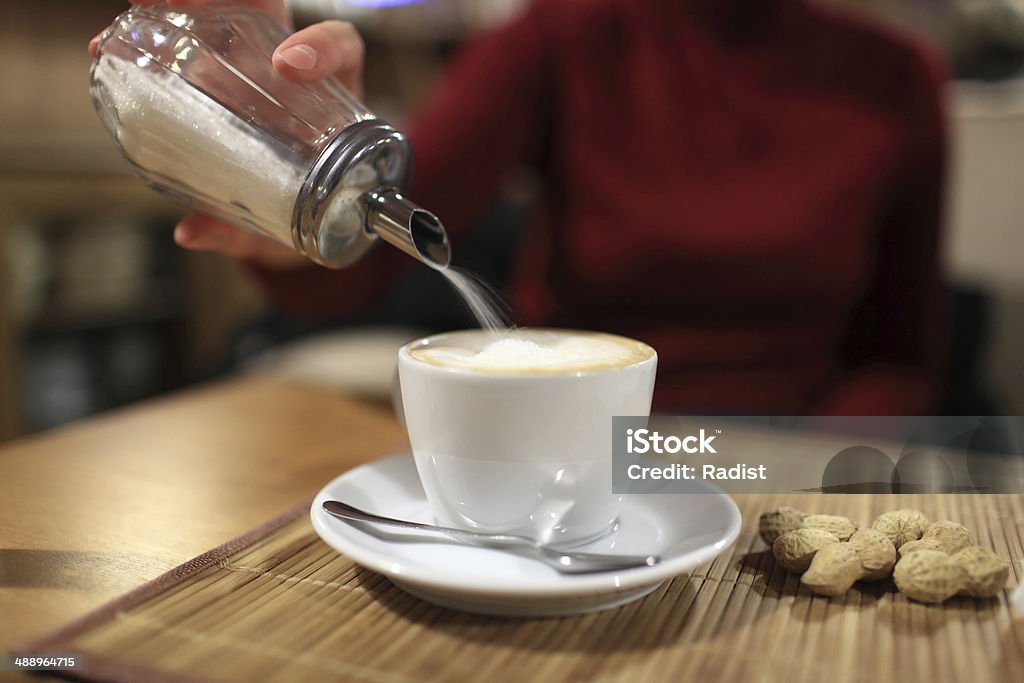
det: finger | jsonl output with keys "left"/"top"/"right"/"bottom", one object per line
{"left": 173, "top": 214, "right": 238, "bottom": 251}
{"left": 174, "top": 214, "right": 308, "bottom": 268}
{"left": 88, "top": 33, "right": 102, "bottom": 58}
{"left": 273, "top": 21, "right": 364, "bottom": 97}
{"left": 174, "top": 214, "right": 267, "bottom": 257}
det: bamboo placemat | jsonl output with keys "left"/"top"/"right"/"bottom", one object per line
{"left": 16, "top": 494, "right": 1024, "bottom": 683}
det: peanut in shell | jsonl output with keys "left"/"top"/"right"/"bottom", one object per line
{"left": 893, "top": 549, "right": 967, "bottom": 603}
{"left": 801, "top": 543, "right": 862, "bottom": 596}
{"left": 922, "top": 521, "right": 972, "bottom": 555}
{"left": 802, "top": 514, "right": 858, "bottom": 542}
{"left": 773, "top": 528, "right": 839, "bottom": 572}
{"left": 758, "top": 507, "right": 806, "bottom": 545}
{"left": 871, "top": 509, "right": 929, "bottom": 548}
{"left": 896, "top": 538, "right": 944, "bottom": 559}
{"left": 953, "top": 546, "right": 1009, "bottom": 598}
{"left": 848, "top": 528, "right": 896, "bottom": 581}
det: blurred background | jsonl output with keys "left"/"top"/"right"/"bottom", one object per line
{"left": 1, "top": 0, "right": 1023, "bottom": 441}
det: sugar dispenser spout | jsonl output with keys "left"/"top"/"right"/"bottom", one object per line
{"left": 365, "top": 188, "right": 451, "bottom": 269}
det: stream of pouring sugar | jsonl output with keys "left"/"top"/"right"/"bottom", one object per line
{"left": 439, "top": 267, "right": 512, "bottom": 331}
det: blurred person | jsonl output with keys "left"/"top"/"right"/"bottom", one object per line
{"left": 92, "top": 0, "right": 949, "bottom": 414}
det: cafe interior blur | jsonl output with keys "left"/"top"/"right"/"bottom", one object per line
{"left": 1, "top": 0, "right": 1024, "bottom": 441}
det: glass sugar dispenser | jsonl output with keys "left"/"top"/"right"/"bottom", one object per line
{"left": 90, "top": 2, "right": 449, "bottom": 268}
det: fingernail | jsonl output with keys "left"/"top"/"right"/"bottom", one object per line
{"left": 279, "top": 44, "right": 318, "bottom": 70}
{"left": 173, "top": 224, "right": 198, "bottom": 246}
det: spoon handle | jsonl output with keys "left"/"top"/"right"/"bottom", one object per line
{"left": 322, "top": 500, "right": 532, "bottom": 548}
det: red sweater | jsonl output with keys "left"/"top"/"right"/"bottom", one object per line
{"left": 251, "top": 0, "right": 949, "bottom": 414}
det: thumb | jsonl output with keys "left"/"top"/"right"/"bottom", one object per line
{"left": 273, "top": 21, "right": 365, "bottom": 99}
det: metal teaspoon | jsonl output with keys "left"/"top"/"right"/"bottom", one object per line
{"left": 322, "top": 500, "right": 659, "bottom": 574}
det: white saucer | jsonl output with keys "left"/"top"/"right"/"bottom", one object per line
{"left": 310, "top": 454, "right": 742, "bottom": 617}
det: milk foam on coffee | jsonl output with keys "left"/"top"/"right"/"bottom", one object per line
{"left": 410, "top": 331, "right": 652, "bottom": 374}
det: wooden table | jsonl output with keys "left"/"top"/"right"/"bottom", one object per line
{"left": 0, "top": 376, "right": 409, "bottom": 674}
{"left": 2, "top": 376, "right": 1022, "bottom": 682}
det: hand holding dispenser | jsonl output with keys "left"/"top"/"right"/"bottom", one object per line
{"left": 90, "top": 3, "right": 449, "bottom": 269}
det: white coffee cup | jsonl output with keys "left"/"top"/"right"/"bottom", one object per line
{"left": 397, "top": 328, "right": 657, "bottom": 545}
